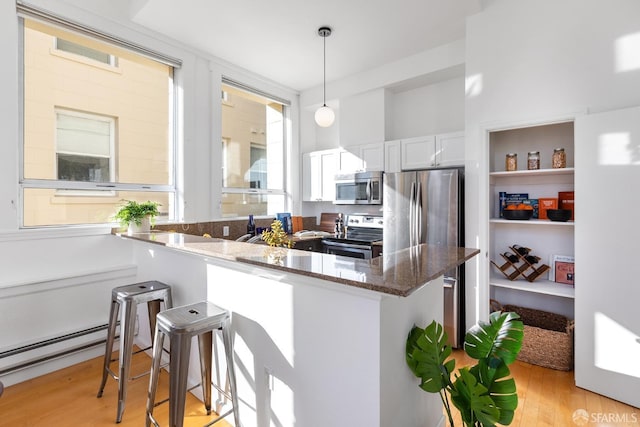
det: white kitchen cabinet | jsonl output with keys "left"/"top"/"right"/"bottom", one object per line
{"left": 360, "top": 142, "right": 384, "bottom": 171}
{"left": 436, "top": 131, "right": 465, "bottom": 167}
{"left": 400, "top": 132, "right": 465, "bottom": 170}
{"left": 337, "top": 142, "right": 384, "bottom": 173}
{"left": 302, "top": 149, "right": 337, "bottom": 202}
{"left": 401, "top": 135, "right": 435, "bottom": 170}
{"left": 384, "top": 140, "right": 401, "bottom": 173}
{"left": 488, "top": 121, "right": 575, "bottom": 319}
{"left": 337, "top": 148, "right": 362, "bottom": 173}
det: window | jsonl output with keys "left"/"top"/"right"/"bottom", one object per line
{"left": 19, "top": 12, "right": 180, "bottom": 227}
{"left": 55, "top": 38, "right": 117, "bottom": 66}
{"left": 221, "top": 82, "right": 289, "bottom": 217}
{"left": 56, "top": 110, "right": 114, "bottom": 183}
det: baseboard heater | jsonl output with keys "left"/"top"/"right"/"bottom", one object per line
{"left": 0, "top": 323, "right": 118, "bottom": 376}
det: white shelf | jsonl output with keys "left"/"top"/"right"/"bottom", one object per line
{"left": 490, "top": 167, "right": 575, "bottom": 177}
{"left": 490, "top": 218, "right": 574, "bottom": 226}
{"left": 490, "top": 274, "right": 575, "bottom": 299}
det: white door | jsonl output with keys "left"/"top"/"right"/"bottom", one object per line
{"left": 574, "top": 106, "right": 640, "bottom": 408}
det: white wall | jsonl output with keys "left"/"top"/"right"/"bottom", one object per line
{"left": 387, "top": 76, "right": 465, "bottom": 140}
{"left": 464, "top": 0, "right": 640, "bottom": 329}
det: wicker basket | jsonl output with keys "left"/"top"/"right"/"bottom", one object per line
{"left": 502, "top": 304, "right": 574, "bottom": 371}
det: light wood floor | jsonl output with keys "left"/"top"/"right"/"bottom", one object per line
{"left": 1, "top": 350, "right": 638, "bottom": 426}
{"left": 0, "top": 349, "right": 232, "bottom": 427}
{"left": 449, "top": 350, "right": 639, "bottom": 427}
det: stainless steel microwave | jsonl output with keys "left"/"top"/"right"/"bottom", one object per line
{"left": 334, "top": 171, "right": 383, "bottom": 205}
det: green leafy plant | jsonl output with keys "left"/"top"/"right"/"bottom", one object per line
{"left": 406, "top": 311, "right": 524, "bottom": 427}
{"left": 261, "top": 219, "right": 292, "bottom": 248}
{"left": 113, "top": 200, "right": 160, "bottom": 227}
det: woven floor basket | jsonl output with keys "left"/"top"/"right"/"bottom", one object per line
{"left": 502, "top": 304, "right": 575, "bottom": 371}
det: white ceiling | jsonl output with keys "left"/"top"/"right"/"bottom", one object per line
{"left": 129, "top": 0, "right": 483, "bottom": 92}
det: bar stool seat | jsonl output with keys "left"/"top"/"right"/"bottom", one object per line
{"left": 146, "top": 301, "right": 240, "bottom": 427}
{"left": 97, "top": 280, "right": 173, "bottom": 423}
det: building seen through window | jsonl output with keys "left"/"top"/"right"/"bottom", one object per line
{"left": 221, "top": 83, "right": 287, "bottom": 217}
{"left": 20, "top": 18, "right": 176, "bottom": 227}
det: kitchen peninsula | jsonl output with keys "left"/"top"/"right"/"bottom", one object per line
{"left": 120, "top": 231, "right": 479, "bottom": 427}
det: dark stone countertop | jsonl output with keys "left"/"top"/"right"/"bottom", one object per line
{"left": 118, "top": 231, "right": 479, "bottom": 297}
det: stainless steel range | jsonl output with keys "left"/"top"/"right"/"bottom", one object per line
{"left": 322, "top": 214, "right": 383, "bottom": 259}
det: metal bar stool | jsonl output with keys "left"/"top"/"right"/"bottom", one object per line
{"left": 146, "top": 301, "right": 240, "bottom": 427}
{"left": 97, "top": 280, "right": 173, "bottom": 423}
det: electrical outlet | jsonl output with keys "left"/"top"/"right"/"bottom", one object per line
{"left": 223, "top": 226, "right": 230, "bottom": 236}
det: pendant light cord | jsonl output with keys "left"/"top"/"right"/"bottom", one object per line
{"left": 323, "top": 32, "right": 327, "bottom": 107}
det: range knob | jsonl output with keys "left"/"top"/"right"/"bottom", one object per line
{"left": 351, "top": 219, "right": 359, "bottom": 224}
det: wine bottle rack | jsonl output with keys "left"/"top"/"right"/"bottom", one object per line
{"left": 491, "top": 246, "right": 550, "bottom": 282}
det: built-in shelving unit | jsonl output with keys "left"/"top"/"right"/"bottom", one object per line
{"left": 490, "top": 274, "right": 574, "bottom": 298}
{"left": 488, "top": 121, "right": 575, "bottom": 318}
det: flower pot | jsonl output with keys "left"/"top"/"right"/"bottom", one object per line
{"left": 127, "top": 216, "right": 151, "bottom": 234}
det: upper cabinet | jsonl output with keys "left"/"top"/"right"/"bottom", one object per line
{"left": 436, "top": 131, "right": 465, "bottom": 168}
{"left": 401, "top": 135, "right": 436, "bottom": 170}
{"left": 384, "top": 140, "right": 402, "bottom": 173}
{"left": 386, "top": 131, "right": 465, "bottom": 171}
{"left": 336, "top": 142, "right": 385, "bottom": 173}
{"left": 302, "top": 149, "right": 337, "bottom": 202}
{"left": 360, "top": 143, "right": 385, "bottom": 171}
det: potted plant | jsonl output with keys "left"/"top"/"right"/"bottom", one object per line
{"left": 114, "top": 200, "right": 160, "bottom": 234}
{"left": 406, "top": 311, "right": 524, "bottom": 427}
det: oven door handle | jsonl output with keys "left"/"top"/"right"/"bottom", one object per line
{"left": 323, "top": 241, "right": 372, "bottom": 251}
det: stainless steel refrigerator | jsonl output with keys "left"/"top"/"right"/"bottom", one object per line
{"left": 382, "top": 168, "right": 464, "bottom": 347}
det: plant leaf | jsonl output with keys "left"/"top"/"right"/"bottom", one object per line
{"left": 464, "top": 311, "right": 523, "bottom": 366}
{"left": 470, "top": 359, "right": 518, "bottom": 425}
{"left": 451, "top": 367, "right": 500, "bottom": 426}
{"left": 405, "top": 321, "right": 454, "bottom": 393}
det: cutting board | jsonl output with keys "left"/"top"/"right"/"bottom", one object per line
{"left": 319, "top": 213, "right": 339, "bottom": 233}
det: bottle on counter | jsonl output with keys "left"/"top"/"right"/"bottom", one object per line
{"left": 335, "top": 213, "right": 344, "bottom": 237}
{"left": 247, "top": 214, "right": 256, "bottom": 236}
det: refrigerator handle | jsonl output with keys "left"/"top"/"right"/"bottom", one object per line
{"left": 409, "top": 181, "right": 416, "bottom": 246}
{"left": 416, "top": 181, "right": 423, "bottom": 243}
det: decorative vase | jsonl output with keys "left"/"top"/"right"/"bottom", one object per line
{"left": 127, "top": 216, "right": 151, "bottom": 234}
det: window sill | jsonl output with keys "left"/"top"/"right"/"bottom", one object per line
{"left": 0, "top": 225, "right": 114, "bottom": 243}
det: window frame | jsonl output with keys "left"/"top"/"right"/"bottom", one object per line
{"left": 17, "top": 10, "right": 181, "bottom": 228}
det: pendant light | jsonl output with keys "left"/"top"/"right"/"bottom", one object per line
{"left": 315, "top": 26, "right": 335, "bottom": 127}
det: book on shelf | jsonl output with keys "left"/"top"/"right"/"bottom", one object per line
{"left": 549, "top": 254, "right": 574, "bottom": 285}
{"left": 523, "top": 198, "right": 539, "bottom": 219}
{"left": 538, "top": 198, "right": 558, "bottom": 220}
{"left": 558, "top": 191, "right": 575, "bottom": 220}
{"left": 498, "top": 192, "right": 529, "bottom": 218}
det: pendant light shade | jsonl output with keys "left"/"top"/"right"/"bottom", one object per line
{"left": 315, "top": 27, "right": 335, "bottom": 127}
{"left": 315, "top": 105, "right": 335, "bottom": 128}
